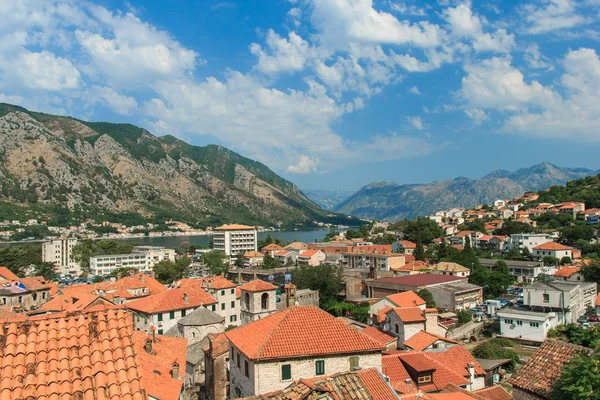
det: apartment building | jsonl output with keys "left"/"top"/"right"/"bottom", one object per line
{"left": 503, "top": 233, "right": 553, "bottom": 253}
{"left": 342, "top": 249, "right": 405, "bottom": 271}
{"left": 41, "top": 238, "right": 79, "bottom": 275}
{"left": 89, "top": 246, "right": 175, "bottom": 275}
{"left": 479, "top": 258, "right": 553, "bottom": 283}
{"left": 175, "top": 276, "right": 241, "bottom": 326}
{"left": 532, "top": 242, "right": 573, "bottom": 261}
{"left": 213, "top": 224, "right": 257, "bottom": 256}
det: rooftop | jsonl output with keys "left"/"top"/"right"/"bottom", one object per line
{"left": 0, "top": 267, "right": 18, "bottom": 281}
{"left": 508, "top": 339, "right": 591, "bottom": 397}
{"left": 239, "top": 279, "right": 278, "bottom": 292}
{"left": 359, "top": 326, "right": 397, "bottom": 346}
{"left": 176, "top": 306, "right": 224, "bottom": 326}
{"left": 370, "top": 274, "right": 465, "bottom": 287}
{"left": 226, "top": 306, "right": 383, "bottom": 360}
{"left": 404, "top": 331, "right": 459, "bottom": 351}
{"left": 553, "top": 266, "right": 580, "bottom": 278}
{"left": 433, "top": 262, "right": 469, "bottom": 273}
{"left": 392, "top": 307, "right": 427, "bottom": 323}
{"left": 127, "top": 287, "right": 217, "bottom": 314}
{"left": 532, "top": 242, "right": 572, "bottom": 251}
{"left": 215, "top": 224, "right": 255, "bottom": 230}
{"left": 431, "top": 281, "right": 482, "bottom": 293}
{"left": 385, "top": 291, "right": 426, "bottom": 308}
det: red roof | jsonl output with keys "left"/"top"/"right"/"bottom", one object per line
{"left": 239, "top": 279, "right": 277, "bottom": 292}
{"left": 473, "top": 385, "right": 513, "bottom": 400}
{"left": 0, "top": 267, "right": 18, "bottom": 281}
{"left": 215, "top": 224, "right": 255, "bottom": 230}
{"left": 398, "top": 240, "right": 417, "bottom": 249}
{"left": 393, "top": 307, "right": 426, "bottom": 323}
{"left": 176, "top": 276, "right": 236, "bottom": 290}
{"left": 404, "top": 331, "right": 459, "bottom": 351}
{"left": 127, "top": 287, "right": 216, "bottom": 314}
{"left": 0, "top": 309, "right": 146, "bottom": 400}
{"left": 355, "top": 368, "right": 399, "bottom": 400}
{"left": 207, "top": 333, "right": 230, "bottom": 358}
{"left": 132, "top": 331, "right": 187, "bottom": 400}
{"left": 553, "top": 266, "right": 580, "bottom": 277}
{"left": 226, "top": 306, "right": 383, "bottom": 360}
{"left": 360, "top": 326, "right": 397, "bottom": 346}
{"left": 261, "top": 243, "right": 284, "bottom": 252}
{"left": 18, "top": 276, "right": 53, "bottom": 291}
{"left": 596, "top": 293, "right": 600, "bottom": 307}
{"left": 371, "top": 274, "right": 465, "bottom": 287}
{"left": 41, "top": 293, "right": 117, "bottom": 313}
{"left": 386, "top": 291, "right": 426, "bottom": 308}
{"left": 377, "top": 306, "right": 393, "bottom": 323}
{"left": 508, "top": 339, "right": 591, "bottom": 397}
{"left": 532, "top": 242, "right": 571, "bottom": 251}
{"left": 299, "top": 249, "right": 321, "bottom": 257}
{"left": 454, "top": 231, "right": 473, "bottom": 237}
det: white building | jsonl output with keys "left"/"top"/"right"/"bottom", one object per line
{"left": 497, "top": 308, "right": 559, "bottom": 342}
{"left": 41, "top": 238, "right": 80, "bottom": 275}
{"left": 89, "top": 246, "right": 175, "bottom": 275}
{"left": 226, "top": 306, "right": 383, "bottom": 399}
{"left": 213, "top": 224, "right": 257, "bottom": 256}
{"left": 479, "top": 259, "right": 555, "bottom": 283}
{"left": 524, "top": 281, "right": 597, "bottom": 324}
{"left": 532, "top": 242, "right": 573, "bottom": 261}
{"left": 503, "top": 233, "right": 553, "bottom": 253}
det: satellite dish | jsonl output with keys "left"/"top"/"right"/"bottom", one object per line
{"left": 383, "top": 323, "right": 391, "bottom": 332}
{"left": 268, "top": 275, "right": 275, "bottom": 281}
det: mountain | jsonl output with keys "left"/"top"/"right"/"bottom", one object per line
{"left": 0, "top": 103, "right": 350, "bottom": 228}
{"left": 334, "top": 163, "right": 598, "bottom": 221}
{"left": 302, "top": 189, "right": 355, "bottom": 210}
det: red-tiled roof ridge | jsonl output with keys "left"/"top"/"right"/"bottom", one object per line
{"left": 473, "top": 385, "right": 513, "bottom": 400}
{"left": 127, "top": 286, "right": 217, "bottom": 314}
{"left": 0, "top": 267, "right": 18, "bottom": 281}
{"left": 392, "top": 307, "right": 427, "bottom": 323}
{"left": 360, "top": 326, "right": 397, "bottom": 347}
{"left": 532, "top": 242, "right": 571, "bottom": 251}
{"left": 385, "top": 291, "right": 426, "bottom": 308}
{"left": 226, "top": 306, "right": 384, "bottom": 360}
{"left": 403, "top": 330, "right": 459, "bottom": 351}
{"left": 239, "top": 279, "right": 277, "bottom": 292}
{"left": 553, "top": 266, "right": 580, "bottom": 277}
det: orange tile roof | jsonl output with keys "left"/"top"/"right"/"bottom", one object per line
{"left": 207, "top": 332, "right": 229, "bottom": 358}
{"left": 298, "top": 249, "right": 321, "bottom": 257}
{"left": 439, "top": 383, "right": 487, "bottom": 400}
{"left": 196, "top": 275, "right": 237, "bottom": 290}
{"left": 127, "top": 287, "right": 216, "bottom": 314}
{"left": 398, "top": 240, "right": 417, "bottom": 249}
{"left": 429, "top": 393, "right": 477, "bottom": 400}
{"left": 215, "top": 224, "right": 255, "bottom": 230}
{"left": 359, "top": 326, "right": 397, "bottom": 346}
{"left": 533, "top": 242, "right": 572, "bottom": 251}
{"left": 261, "top": 243, "right": 284, "bottom": 252}
{"left": 0, "top": 267, "right": 18, "bottom": 281}
{"left": 98, "top": 273, "right": 167, "bottom": 296}
{"left": 478, "top": 235, "right": 493, "bottom": 241}
{"left": 377, "top": 306, "right": 394, "bottom": 323}
{"left": 355, "top": 368, "right": 399, "bottom": 400}
{"left": 508, "top": 339, "right": 591, "bottom": 397}
{"left": 596, "top": 293, "right": 600, "bottom": 306}
{"left": 392, "top": 307, "right": 426, "bottom": 323}
{"left": 239, "top": 279, "right": 277, "bottom": 292}
{"left": 226, "top": 306, "right": 383, "bottom": 360}
{"left": 41, "top": 293, "right": 117, "bottom": 313}
{"left": 0, "top": 306, "right": 20, "bottom": 319}
{"left": 553, "top": 266, "right": 580, "bottom": 277}
{"left": 473, "top": 385, "right": 513, "bottom": 400}
{"left": 0, "top": 309, "right": 147, "bottom": 400}
{"left": 404, "top": 331, "right": 459, "bottom": 351}
{"left": 132, "top": 331, "right": 187, "bottom": 400}
{"left": 244, "top": 251, "right": 264, "bottom": 258}
{"left": 392, "top": 261, "right": 429, "bottom": 272}
{"left": 386, "top": 291, "right": 426, "bottom": 308}
{"left": 18, "top": 276, "right": 53, "bottom": 291}
{"left": 454, "top": 231, "right": 473, "bottom": 237}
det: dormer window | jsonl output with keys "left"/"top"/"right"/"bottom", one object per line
{"left": 418, "top": 374, "right": 432, "bottom": 384}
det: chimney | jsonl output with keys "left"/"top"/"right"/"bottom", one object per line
{"left": 184, "top": 293, "right": 189, "bottom": 304}
{"left": 172, "top": 362, "right": 180, "bottom": 379}
{"left": 145, "top": 339, "right": 152, "bottom": 353}
{"left": 129, "top": 269, "right": 135, "bottom": 278}
{"left": 140, "top": 274, "right": 145, "bottom": 283}
{"left": 467, "top": 362, "right": 475, "bottom": 385}
{"left": 405, "top": 378, "right": 412, "bottom": 385}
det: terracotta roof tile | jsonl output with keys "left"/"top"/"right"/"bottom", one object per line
{"left": 215, "top": 224, "right": 255, "bottom": 230}
{"left": 261, "top": 244, "right": 284, "bottom": 252}
{"left": 126, "top": 287, "right": 216, "bottom": 314}
{"left": 377, "top": 306, "right": 393, "bottom": 323}
{"left": 404, "top": 331, "right": 458, "bottom": 351}
{"left": 226, "top": 306, "right": 383, "bottom": 360}
{"left": 0, "top": 309, "right": 147, "bottom": 400}
{"left": 0, "top": 267, "right": 18, "bottom": 281}
{"left": 239, "top": 279, "right": 277, "bottom": 292}
{"left": 552, "top": 266, "right": 580, "bottom": 277}
{"left": 207, "top": 333, "right": 229, "bottom": 358}
{"left": 244, "top": 251, "right": 264, "bottom": 258}
{"left": 596, "top": 293, "right": 600, "bottom": 307}
{"left": 298, "top": 249, "right": 320, "bottom": 257}
{"left": 392, "top": 307, "right": 426, "bottom": 323}
{"left": 360, "top": 326, "right": 397, "bottom": 346}
{"left": 176, "top": 276, "right": 236, "bottom": 290}
{"left": 385, "top": 291, "right": 426, "bottom": 308}
{"left": 372, "top": 275, "right": 465, "bottom": 286}
{"left": 508, "top": 339, "right": 591, "bottom": 397}
{"left": 41, "top": 293, "right": 118, "bottom": 313}
{"left": 532, "top": 242, "right": 571, "bottom": 251}
{"left": 474, "top": 386, "right": 513, "bottom": 400}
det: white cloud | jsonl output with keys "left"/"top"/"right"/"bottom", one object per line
{"left": 521, "top": 0, "right": 589, "bottom": 34}
{"left": 523, "top": 44, "right": 552, "bottom": 69}
{"left": 15, "top": 50, "right": 81, "bottom": 91}
{"left": 287, "top": 155, "right": 319, "bottom": 173}
{"left": 84, "top": 85, "right": 138, "bottom": 115}
{"left": 389, "top": 2, "right": 427, "bottom": 16}
{"left": 250, "top": 30, "right": 318, "bottom": 75}
{"left": 407, "top": 116, "right": 424, "bottom": 129}
{"left": 409, "top": 85, "right": 421, "bottom": 94}
{"left": 464, "top": 108, "right": 489, "bottom": 125}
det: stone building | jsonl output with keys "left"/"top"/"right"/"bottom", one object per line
{"left": 239, "top": 279, "right": 278, "bottom": 325}
{"left": 166, "top": 306, "right": 225, "bottom": 345}
{"left": 204, "top": 333, "right": 230, "bottom": 400}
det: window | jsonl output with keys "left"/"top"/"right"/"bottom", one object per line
{"left": 543, "top": 294, "right": 550, "bottom": 303}
{"left": 244, "top": 361, "right": 249, "bottom": 378}
{"left": 32, "top": 293, "right": 37, "bottom": 301}
{"left": 349, "top": 356, "right": 359, "bottom": 370}
{"left": 231, "top": 301, "right": 235, "bottom": 308}
{"left": 192, "top": 332, "right": 196, "bottom": 339}
{"left": 170, "top": 311, "right": 175, "bottom": 319}
{"left": 230, "top": 315, "right": 237, "bottom": 322}
{"left": 281, "top": 364, "right": 291, "bottom": 381}
{"left": 221, "top": 290, "right": 225, "bottom": 296}
{"left": 212, "top": 304, "right": 216, "bottom": 312}
{"left": 181, "top": 309, "right": 186, "bottom": 317}
{"left": 395, "top": 324, "right": 399, "bottom": 334}
{"left": 315, "top": 360, "right": 325, "bottom": 376}
{"left": 418, "top": 374, "right": 432, "bottom": 384}
{"left": 221, "top": 303, "right": 226, "bottom": 310}
{"left": 158, "top": 329, "right": 163, "bottom": 334}
{"left": 516, "top": 320, "right": 523, "bottom": 326}
{"left": 530, "top": 321, "right": 539, "bottom": 328}
{"left": 244, "top": 293, "right": 250, "bottom": 310}
{"left": 504, "top": 319, "right": 513, "bottom": 324}
{"left": 261, "top": 293, "right": 269, "bottom": 310}
{"left": 231, "top": 289, "right": 235, "bottom": 294}
{"left": 18, "top": 296, "right": 22, "bottom": 304}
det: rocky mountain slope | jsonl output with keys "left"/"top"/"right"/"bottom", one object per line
{"left": 0, "top": 103, "right": 350, "bottom": 228}
{"left": 334, "top": 163, "right": 598, "bottom": 221}
{"left": 302, "top": 189, "right": 355, "bottom": 210}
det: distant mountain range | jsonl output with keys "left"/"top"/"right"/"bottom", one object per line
{"left": 333, "top": 163, "right": 599, "bottom": 221}
{"left": 0, "top": 103, "right": 352, "bottom": 228}
{"left": 302, "top": 189, "right": 355, "bottom": 211}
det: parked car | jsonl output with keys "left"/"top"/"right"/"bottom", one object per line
{"left": 497, "top": 299, "right": 509, "bottom": 308}
{"left": 578, "top": 315, "right": 589, "bottom": 324}
{"left": 582, "top": 322, "right": 591, "bottom": 329}
{"left": 588, "top": 314, "right": 599, "bottom": 322}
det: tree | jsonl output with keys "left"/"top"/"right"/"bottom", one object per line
{"left": 436, "top": 238, "right": 450, "bottom": 262}
{"left": 263, "top": 254, "right": 278, "bottom": 269}
{"left": 547, "top": 324, "right": 600, "bottom": 348}
{"left": 550, "top": 351, "right": 600, "bottom": 400}
{"left": 392, "top": 217, "right": 443, "bottom": 244}
{"left": 92, "top": 275, "right": 104, "bottom": 283}
{"left": 234, "top": 251, "right": 246, "bottom": 268}
{"left": 505, "top": 247, "right": 524, "bottom": 261}
{"left": 153, "top": 260, "right": 182, "bottom": 283}
{"left": 34, "top": 262, "right": 57, "bottom": 281}
{"left": 543, "top": 256, "right": 560, "bottom": 267}
{"left": 293, "top": 263, "right": 343, "bottom": 308}
{"left": 456, "top": 309, "right": 473, "bottom": 325}
{"left": 581, "top": 260, "right": 600, "bottom": 284}
{"left": 471, "top": 339, "right": 519, "bottom": 371}
{"left": 417, "top": 289, "right": 436, "bottom": 308}
{"left": 494, "top": 220, "right": 535, "bottom": 236}
{"left": 493, "top": 260, "right": 509, "bottom": 275}
{"left": 414, "top": 232, "right": 425, "bottom": 261}
{"left": 202, "top": 250, "right": 228, "bottom": 276}
{"left": 560, "top": 256, "right": 572, "bottom": 265}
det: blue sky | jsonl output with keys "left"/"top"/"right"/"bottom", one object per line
{"left": 1, "top": 0, "right": 599, "bottom": 191}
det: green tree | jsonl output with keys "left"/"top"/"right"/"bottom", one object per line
{"left": 493, "top": 260, "right": 509, "bottom": 275}
{"left": 262, "top": 254, "right": 278, "bottom": 269}
{"left": 505, "top": 247, "right": 524, "bottom": 261}
{"left": 392, "top": 217, "right": 443, "bottom": 244}
{"left": 34, "top": 262, "right": 58, "bottom": 281}
{"left": 414, "top": 232, "right": 425, "bottom": 261}
{"left": 436, "top": 238, "right": 450, "bottom": 262}
{"left": 547, "top": 324, "right": 600, "bottom": 348}
{"left": 202, "top": 250, "right": 228, "bottom": 275}
{"left": 472, "top": 339, "right": 520, "bottom": 371}
{"left": 543, "top": 256, "right": 560, "bottom": 267}
{"left": 417, "top": 289, "right": 436, "bottom": 308}
{"left": 494, "top": 220, "right": 535, "bottom": 236}
{"left": 92, "top": 275, "right": 104, "bottom": 283}
{"left": 234, "top": 251, "right": 246, "bottom": 268}
{"left": 581, "top": 260, "right": 600, "bottom": 284}
{"left": 0, "top": 245, "right": 42, "bottom": 276}
{"left": 561, "top": 256, "right": 572, "bottom": 265}
{"left": 293, "top": 263, "right": 343, "bottom": 308}
{"left": 456, "top": 309, "right": 473, "bottom": 325}
{"left": 153, "top": 260, "right": 181, "bottom": 283}
{"left": 550, "top": 351, "right": 600, "bottom": 400}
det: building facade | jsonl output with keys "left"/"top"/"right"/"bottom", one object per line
{"left": 41, "top": 238, "right": 79, "bottom": 275}
{"left": 89, "top": 246, "right": 175, "bottom": 275}
{"left": 213, "top": 224, "right": 257, "bottom": 256}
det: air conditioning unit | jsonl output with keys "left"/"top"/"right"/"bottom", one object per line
{"left": 510, "top": 324, "right": 515, "bottom": 329}
{"left": 158, "top": 322, "right": 163, "bottom": 327}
